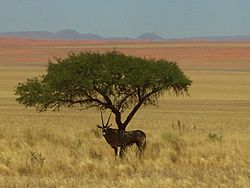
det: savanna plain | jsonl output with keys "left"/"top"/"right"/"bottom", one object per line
{"left": 0, "top": 38, "right": 250, "bottom": 187}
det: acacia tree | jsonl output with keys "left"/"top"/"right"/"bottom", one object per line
{"left": 15, "top": 51, "right": 192, "bottom": 131}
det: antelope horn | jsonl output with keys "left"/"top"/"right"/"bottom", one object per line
{"left": 106, "top": 112, "right": 112, "bottom": 126}
{"left": 101, "top": 111, "right": 104, "bottom": 127}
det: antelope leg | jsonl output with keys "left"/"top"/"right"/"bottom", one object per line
{"left": 113, "top": 147, "right": 118, "bottom": 157}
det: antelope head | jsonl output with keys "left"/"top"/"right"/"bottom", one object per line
{"left": 97, "top": 112, "right": 112, "bottom": 136}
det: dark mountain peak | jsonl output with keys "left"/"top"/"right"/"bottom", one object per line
{"left": 54, "top": 30, "right": 103, "bottom": 40}
{"left": 137, "top": 32, "right": 164, "bottom": 40}
{"left": 55, "top": 29, "right": 82, "bottom": 39}
{"left": 82, "top": 33, "right": 103, "bottom": 40}
{"left": 55, "top": 29, "right": 80, "bottom": 35}
{"left": 56, "top": 29, "right": 79, "bottom": 35}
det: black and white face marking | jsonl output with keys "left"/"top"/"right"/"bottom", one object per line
{"left": 97, "top": 125, "right": 108, "bottom": 136}
{"left": 102, "top": 128, "right": 107, "bottom": 135}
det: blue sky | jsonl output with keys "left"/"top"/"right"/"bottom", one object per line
{"left": 0, "top": 0, "right": 249, "bottom": 38}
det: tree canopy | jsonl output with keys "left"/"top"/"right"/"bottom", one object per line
{"left": 15, "top": 51, "right": 192, "bottom": 130}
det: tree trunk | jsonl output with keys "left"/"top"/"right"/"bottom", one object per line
{"left": 110, "top": 108, "right": 125, "bottom": 130}
{"left": 119, "top": 124, "right": 126, "bottom": 131}
{"left": 112, "top": 100, "right": 145, "bottom": 131}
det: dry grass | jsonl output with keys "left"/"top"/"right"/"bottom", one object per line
{"left": 0, "top": 38, "right": 250, "bottom": 187}
{"left": 0, "top": 67, "right": 249, "bottom": 187}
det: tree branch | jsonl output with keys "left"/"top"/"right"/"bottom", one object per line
{"left": 117, "top": 90, "right": 137, "bottom": 111}
{"left": 122, "top": 87, "right": 163, "bottom": 129}
{"left": 93, "top": 86, "right": 123, "bottom": 128}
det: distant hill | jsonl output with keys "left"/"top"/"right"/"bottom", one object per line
{"left": 54, "top": 29, "right": 83, "bottom": 40}
{"left": 0, "top": 30, "right": 250, "bottom": 41}
{"left": 137, "top": 32, "right": 165, "bottom": 40}
{"left": 54, "top": 29, "right": 103, "bottom": 40}
{"left": 0, "top": 29, "right": 104, "bottom": 40}
{"left": 0, "top": 31, "right": 55, "bottom": 39}
{"left": 0, "top": 30, "right": 166, "bottom": 40}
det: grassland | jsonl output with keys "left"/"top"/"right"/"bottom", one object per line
{"left": 0, "top": 38, "right": 250, "bottom": 187}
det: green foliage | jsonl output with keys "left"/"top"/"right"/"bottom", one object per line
{"left": 15, "top": 51, "right": 192, "bottom": 129}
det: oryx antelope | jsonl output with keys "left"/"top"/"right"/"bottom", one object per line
{"left": 97, "top": 112, "right": 146, "bottom": 158}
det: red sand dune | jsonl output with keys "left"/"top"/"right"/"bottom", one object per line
{"left": 0, "top": 37, "right": 250, "bottom": 70}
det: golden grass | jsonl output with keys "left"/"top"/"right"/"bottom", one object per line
{"left": 0, "top": 68, "right": 250, "bottom": 187}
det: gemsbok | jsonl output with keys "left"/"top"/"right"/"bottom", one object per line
{"left": 97, "top": 112, "right": 146, "bottom": 158}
